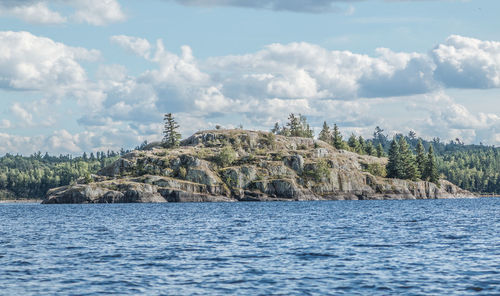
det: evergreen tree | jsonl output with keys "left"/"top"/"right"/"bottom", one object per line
{"left": 386, "top": 139, "right": 403, "bottom": 178}
{"left": 318, "top": 121, "right": 332, "bottom": 143}
{"left": 271, "top": 122, "right": 281, "bottom": 135}
{"left": 347, "top": 134, "right": 359, "bottom": 152}
{"left": 163, "top": 113, "right": 181, "bottom": 148}
{"left": 300, "top": 115, "right": 314, "bottom": 138}
{"left": 376, "top": 143, "right": 385, "bottom": 158}
{"left": 332, "top": 124, "right": 343, "bottom": 149}
{"left": 365, "top": 141, "right": 375, "bottom": 156}
{"left": 424, "top": 144, "right": 439, "bottom": 184}
{"left": 286, "top": 113, "right": 300, "bottom": 136}
{"left": 285, "top": 113, "right": 313, "bottom": 138}
{"left": 415, "top": 139, "right": 426, "bottom": 178}
{"left": 358, "top": 136, "right": 365, "bottom": 154}
{"left": 399, "top": 137, "right": 419, "bottom": 181}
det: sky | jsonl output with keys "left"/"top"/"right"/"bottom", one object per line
{"left": 1, "top": 0, "right": 500, "bottom": 155}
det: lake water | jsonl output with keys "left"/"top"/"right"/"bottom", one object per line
{"left": 1, "top": 199, "right": 499, "bottom": 295}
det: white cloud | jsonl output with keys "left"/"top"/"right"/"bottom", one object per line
{"left": 88, "top": 34, "right": 500, "bottom": 149}
{"left": 0, "top": 119, "right": 11, "bottom": 129}
{"left": 111, "top": 35, "right": 152, "bottom": 58}
{"left": 168, "top": 0, "right": 454, "bottom": 14}
{"left": 0, "top": 2, "right": 67, "bottom": 24}
{"left": 406, "top": 92, "right": 500, "bottom": 145}
{"left": 72, "top": 0, "right": 126, "bottom": 26}
{"left": 0, "top": 31, "right": 97, "bottom": 91}
{"left": 11, "top": 103, "right": 33, "bottom": 125}
{"left": 205, "top": 41, "right": 435, "bottom": 100}
{"left": 5, "top": 33, "right": 500, "bottom": 155}
{"left": 0, "top": 0, "right": 125, "bottom": 25}
{"left": 432, "top": 35, "right": 500, "bottom": 89}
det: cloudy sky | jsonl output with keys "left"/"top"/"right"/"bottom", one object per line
{"left": 1, "top": 0, "right": 500, "bottom": 154}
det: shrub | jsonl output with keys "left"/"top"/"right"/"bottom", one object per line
{"left": 260, "top": 133, "right": 276, "bottom": 148}
{"left": 177, "top": 167, "right": 187, "bottom": 179}
{"left": 216, "top": 146, "right": 237, "bottom": 167}
{"left": 361, "top": 163, "right": 387, "bottom": 177}
{"left": 305, "top": 160, "right": 330, "bottom": 182}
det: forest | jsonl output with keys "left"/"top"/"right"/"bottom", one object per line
{"left": 272, "top": 114, "right": 500, "bottom": 195}
{"left": 1, "top": 113, "right": 500, "bottom": 199}
{"left": 0, "top": 151, "right": 122, "bottom": 200}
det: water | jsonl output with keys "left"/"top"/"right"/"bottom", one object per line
{"left": 0, "top": 199, "right": 499, "bottom": 295}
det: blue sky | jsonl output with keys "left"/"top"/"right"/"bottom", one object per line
{"left": 1, "top": 0, "right": 500, "bottom": 154}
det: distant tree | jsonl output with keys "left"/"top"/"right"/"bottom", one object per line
{"left": 318, "top": 121, "right": 332, "bottom": 143}
{"left": 408, "top": 130, "right": 417, "bottom": 140}
{"left": 271, "top": 122, "right": 281, "bottom": 135}
{"left": 358, "top": 136, "right": 366, "bottom": 154}
{"left": 415, "top": 139, "right": 426, "bottom": 178}
{"left": 424, "top": 144, "right": 439, "bottom": 184}
{"left": 286, "top": 113, "right": 300, "bottom": 136}
{"left": 373, "top": 126, "right": 384, "bottom": 139}
{"left": 376, "top": 143, "right": 385, "bottom": 158}
{"left": 163, "top": 113, "right": 181, "bottom": 148}
{"left": 399, "top": 137, "right": 419, "bottom": 181}
{"left": 386, "top": 139, "right": 402, "bottom": 179}
{"left": 365, "top": 141, "right": 375, "bottom": 156}
{"left": 299, "top": 115, "right": 314, "bottom": 138}
{"left": 332, "top": 124, "right": 344, "bottom": 149}
{"left": 347, "top": 134, "right": 359, "bottom": 152}
{"left": 284, "top": 113, "right": 314, "bottom": 138}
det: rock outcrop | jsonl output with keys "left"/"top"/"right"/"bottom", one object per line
{"left": 43, "top": 129, "right": 476, "bottom": 204}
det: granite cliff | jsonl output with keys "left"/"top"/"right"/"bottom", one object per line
{"left": 43, "top": 129, "right": 474, "bottom": 204}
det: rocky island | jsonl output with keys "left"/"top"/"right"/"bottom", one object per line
{"left": 43, "top": 129, "right": 474, "bottom": 204}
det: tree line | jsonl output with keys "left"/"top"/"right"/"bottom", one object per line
{"left": 2, "top": 112, "right": 499, "bottom": 199}
{"left": 272, "top": 113, "right": 500, "bottom": 193}
{"left": 0, "top": 151, "right": 123, "bottom": 199}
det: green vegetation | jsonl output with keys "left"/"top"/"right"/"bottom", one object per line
{"left": 272, "top": 113, "right": 314, "bottom": 138}
{"left": 304, "top": 160, "right": 331, "bottom": 182}
{"left": 163, "top": 113, "right": 181, "bottom": 148}
{"left": 367, "top": 129, "right": 500, "bottom": 193}
{"left": 216, "top": 146, "right": 237, "bottom": 167}
{"left": 386, "top": 137, "right": 435, "bottom": 182}
{"left": 361, "top": 162, "right": 387, "bottom": 177}
{"left": 0, "top": 152, "right": 120, "bottom": 199}
{"left": 3, "top": 112, "right": 500, "bottom": 201}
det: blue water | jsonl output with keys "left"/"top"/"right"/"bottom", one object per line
{"left": 1, "top": 199, "right": 499, "bottom": 295}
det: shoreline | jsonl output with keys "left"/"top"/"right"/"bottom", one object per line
{"left": 0, "top": 199, "right": 42, "bottom": 204}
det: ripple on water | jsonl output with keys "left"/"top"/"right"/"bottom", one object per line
{"left": 0, "top": 199, "right": 499, "bottom": 295}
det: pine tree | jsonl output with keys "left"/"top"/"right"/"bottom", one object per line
{"left": 299, "top": 114, "right": 314, "bottom": 138}
{"left": 271, "top": 122, "right": 281, "bottom": 135}
{"left": 399, "top": 137, "right": 419, "bottom": 180}
{"left": 163, "top": 113, "right": 181, "bottom": 148}
{"left": 358, "top": 136, "right": 365, "bottom": 154}
{"left": 332, "top": 124, "right": 343, "bottom": 149}
{"left": 387, "top": 139, "right": 402, "bottom": 178}
{"left": 415, "top": 139, "right": 426, "bottom": 178}
{"left": 424, "top": 144, "right": 439, "bottom": 184}
{"left": 318, "top": 121, "right": 332, "bottom": 143}
{"left": 376, "top": 143, "right": 385, "bottom": 158}
{"left": 286, "top": 113, "right": 300, "bottom": 136}
{"left": 347, "top": 134, "right": 359, "bottom": 152}
{"left": 285, "top": 113, "right": 313, "bottom": 138}
{"left": 365, "top": 141, "right": 375, "bottom": 156}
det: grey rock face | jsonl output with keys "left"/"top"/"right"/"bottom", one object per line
{"left": 283, "top": 154, "right": 304, "bottom": 174}
{"left": 44, "top": 130, "right": 476, "bottom": 204}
